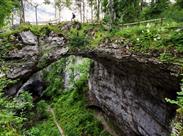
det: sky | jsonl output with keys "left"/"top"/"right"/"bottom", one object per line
{"left": 14, "top": 0, "right": 176, "bottom": 24}
{"left": 15, "top": 0, "right": 90, "bottom": 24}
{"left": 14, "top": 0, "right": 75, "bottom": 24}
{"left": 26, "top": 0, "right": 72, "bottom": 22}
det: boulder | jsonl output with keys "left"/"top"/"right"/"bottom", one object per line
{"left": 19, "top": 31, "right": 37, "bottom": 45}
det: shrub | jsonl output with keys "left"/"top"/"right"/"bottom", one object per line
{"left": 166, "top": 79, "right": 183, "bottom": 136}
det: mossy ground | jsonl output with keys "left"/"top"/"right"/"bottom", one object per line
{"left": 0, "top": 21, "right": 182, "bottom": 66}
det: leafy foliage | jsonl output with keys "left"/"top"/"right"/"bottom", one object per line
{"left": 166, "top": 79, "right": 183, "bottom": 108}
{"left": 24, "top": 57, "right": 110, "bottom": 136}
{"left": 102, "top": 0, "right": 141, "bottom": 23}
{"left": 52, "top": 57, "right": 110, "bottom": 136}
{"left": 113, "top": 21, "right": 183, "bottom": 64}
{"left": 54, "top": 90, "right": 109, "bottom": 136}
{"left": 166, "top": 79, "right": 183, "bottom": 136}
{"left": 175, "top": 0, "right": 183, "bottom": 9}
{"left": 0, "top": 0, "right": 19, "bottom": 27}
{"left": 141, "top": 0, "right": 170, "bottom": 19}
{"left": 0, "top": 78, "right": 33, "bottom": 136}
{"left": 42, "top": 59, "right": 66, "bottom": 99}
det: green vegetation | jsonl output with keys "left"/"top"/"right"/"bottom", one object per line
{"left": 0, "top": 77, "right": 33, "bottom": 136}
{"left": 26, "top": 57, "right": 110, "bottom": 136}
{"left": 0, "top": 20, "right": 182, "bottom": 66}
{"left": 113, "top": 22, "right": 183, "bottom": 64}
{"left": 0, "top": 0, "right": 183, "bottom": 135}
{"left": 42, "top": 59, "right": 66, "bottom": 99}
{"left": 54, "top": 90, "right": 110, "bottom": 136}
{"left": 166, "top": 79, "right": 183, "bottom": 136}
{"left": 0, "top": 57, "right": 111, "bottom": 136}
{"left": 0, "top": 0, "right": 19, "bottom": 27}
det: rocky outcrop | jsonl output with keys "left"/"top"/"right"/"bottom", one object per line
{"left": 19, "top": 31, "right": 37, "bottom": 45}
{"left": 16, "top": 71, "right": 44, "bottom": 97}
{"left": 0, "top": 25, "right": 182, "bottom": 136}
{"left": 88, "top": 60, "right": 179, "bottom": 136}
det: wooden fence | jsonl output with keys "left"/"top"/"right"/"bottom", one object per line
{"left": 118, "top": 18, "right": 165, "bottom": 28}
{"left": 28, "top": 18, "right": 60, "bottom": 25}
{"left": 26, "top": 18, "right": 165, "bottom": 27}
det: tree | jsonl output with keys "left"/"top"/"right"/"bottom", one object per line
{"left": 108, "top": 0, "right": 114, "bottom": 28}
{"left": 0, "top": 0, "right": 19, "bottom": 27}
{"left": 20, "top": 0, "right": 25, "bottom": 23}
{"left": 25, "top": 0, "right": 51, "bottom": 25}
{"left": 88, "top": 0, "right": 94, "bottom": 21}
{"left": 82, "top": 0, "right": 86, "bottom": 22}
{"left": 143, "top": 0, "right": 170, "bottom": 19}
{"left": 96, "top": 0, "right": 101, "bottom": 21}
{"left": 54, "top": 0, "right": 72, "bottom": 22}
{"left": 76, "top": 0, "right": 83, "bottom": 22}
{"left": 175, "top": 0, "right": 183, "bottom": 8}
{"left": 44, "top": 0, "right": 51, "bottom": 4}
{"left": 102, "top": 0, "right": 141, "bottom": 23}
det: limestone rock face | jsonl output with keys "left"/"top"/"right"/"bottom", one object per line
{"left": 1, "top": 26, "right": 181, "bottom": 136}
{"left": 16, "top": 71, "right": 44, "bottom": 96}
{"left": 19, "top": 31, "right": 37, "bottom": 45}
{"left": 88, "top": 60, "right": 179, "bottom": 136}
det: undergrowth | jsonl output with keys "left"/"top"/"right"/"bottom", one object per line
{"left": 25, "top": 57, "right": 110, "bottom": 136}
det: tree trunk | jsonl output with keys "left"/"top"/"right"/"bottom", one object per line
{"left": 79, "top": 4, "right": 82, "bottom": 22}
{"left": 35, "top": 5, "right": 38, "bottom": 25}
{"left": 59, "top": 9, "right": 61, "bottom": 22}
{"left": 90, "top": 0, "right": 93, "bottom": 22}
{"left": 141, "top": 0, "right": 144, "bottom": 10}
{"left": 82, "top": 0, "right": 85, "bottom": 22}
{"left": 11, "top": 13, "right": 14, "bottom": 26}
{"left": 151, "top": 0, "right": 155, "bottom": 5}
{"left": 55, "top": 5, "right": 57, "bottom": 18}
{"left": 108, "top": 0, "right": 114, "bottom": 29}
{"left": 20, "top": 0, "right": 25, "bottom": 23}
{"left": 97, "top": 0, "right": 100, "bottom": 21}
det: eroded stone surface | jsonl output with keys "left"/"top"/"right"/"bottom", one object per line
{"left": 88, "top": 61, "right": 179, "bottom": 136}
{"left": 19, "top": 31, "right": 37, "bottom": 45}
{"left": 1, "top": 27, "right": 181, "bottom": 136}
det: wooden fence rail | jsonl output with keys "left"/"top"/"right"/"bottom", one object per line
{"left": 28, "top": 18, "right": 60, "bottom": 25}
{"left": 25, "top": 18, "right": 165, "bottom": 27}
{"left": 118, "top": 18, "right": 165, "bottom": 27}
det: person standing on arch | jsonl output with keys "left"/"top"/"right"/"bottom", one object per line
{"left": 71, "top": 13, "right": 76, "bottom": 22}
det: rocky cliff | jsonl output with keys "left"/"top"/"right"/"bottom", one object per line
{"left": 88, "top": 60, "right": 179, "bottom": 136}
{"left": 0, "top": 22, "right": 182, "bottom": 136}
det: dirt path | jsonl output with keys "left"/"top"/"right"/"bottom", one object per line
{"left": 48, "top": 106, "right": 65, "bottom": 136}
{"left": 48, "top": 106, "right": 117, "bottom": 136}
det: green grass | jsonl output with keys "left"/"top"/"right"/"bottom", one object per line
{"left": 112, "top": 22, "right": 183, "bottom": 64}
{"left": 53, "top": 89, "right": 110, "bottom": 136}
{"left": 25, "top": 119, "right": 60, "bottom": 136}
{"left": 24, "top": 57, "right": 110, "bottom": 136}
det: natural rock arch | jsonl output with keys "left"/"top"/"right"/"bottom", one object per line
{"left": 2, "top": 29, "right": 181, "bottom": 136}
